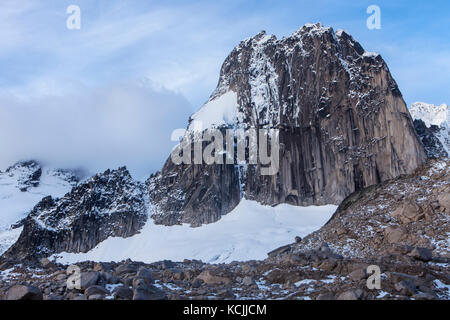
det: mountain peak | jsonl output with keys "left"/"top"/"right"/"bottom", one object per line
{"left": 410, "top": 102, "right": 449, "bottom": 128}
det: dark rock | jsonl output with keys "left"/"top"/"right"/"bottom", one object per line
{"left": 113, "top": 286, "right": 133, "bottom": 300}
{"left": 349, "top": 268, "right": 367, "bottom": 281}
{"left": 316, "top": 292, "right": 336, "bottom": 300}
{"left": 409, "top": 247, "right": 433, "bottom": 262}
{"left": 40, "top": 258, "right": 55, "bottom": 269}
{"left": 191, "top": 278, "right": 203, "bottom": 288}
{"left": 395, "top": 280, "right": 417, "bottom": 296}
{"left": 115, "top": 264, "right": 138, "bottom": 276}
{"left": 84, "top": 285, "right": 108, "bottom": 299}
{"left": 80, "top": 271, "right": 100, "bottom": 290}
{"left": 136, "top": 267, "right": 153, "bottom": 283}
{"left": 132, "top": 278, "right": 167, "bottom": 300}
{"left": 6, "top": 285, "right": 43, "bottom": 300}
{"left": 337, "top": 290, "right": 361, "bottom": 300}
{"left": 267, "top": 245, "right": 292, "bottom": 258}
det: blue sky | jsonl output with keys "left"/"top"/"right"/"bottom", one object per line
{"left": 0, "top": 0, "right": 449, "bottom": 176}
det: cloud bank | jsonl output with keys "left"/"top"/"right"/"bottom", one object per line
{"left": 0, "top": 82, "right": 193, "bottom": 179}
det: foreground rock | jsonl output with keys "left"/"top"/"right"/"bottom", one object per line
{"left": 0, "top": 240, "right": 448, "bottom": 300}
{"left": 6, "top": 285, "right": 43, "bottom": 300}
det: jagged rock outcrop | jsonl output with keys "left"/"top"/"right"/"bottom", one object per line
{"left": 0, "top": 161, "right": 82, "bottom": 255}
{"left": 3, "top": 161, "right": 42, "bottom": 192}
{"left": 410, "top": 102, "right": 449, "bottom": 158}
{"left": 413, "top": 119, "right": 448, "bottom": 158}
{"left": 1, "top": 167, "right": 148, "bottom": 262}
{"left": 149, "top": 23, "right": 426, "bottom": 226}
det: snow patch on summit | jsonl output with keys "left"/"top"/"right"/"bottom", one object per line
{"left": 188, "top": 91, "right": 240, "bottom": 131}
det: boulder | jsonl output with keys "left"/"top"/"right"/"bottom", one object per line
{"left": 395, "top": 280, "right": 416, "bottom": 296}
{"left": 217, "top": 289, "right": 235, "bottom": 299}
{"left": 242, "top": 276, "right": 255, "bottom": 286}
{"left": 349, "top": 268, "right": 367, "bottom": 281}
{"left": 437, "top": 187, "right": 450, "bottom": 212}
{"left": 136, "top": 267, "right": 153, "bottom": 284}
{"left": 267, "top": 245, "right": 291, "bottom": 258}
{"left": 384, "top": 226, "right": 406, "bottom": 244}
{"left": 196, "top": 270, "right": 231, "bottom": 285}
{"left": 132, "top": 278, "right": 167, "bottom": 300}
{"left": 113, "top": 286, "right": 133, "bottom": 300}
{"left": 316, "top": 292, "right": 336, "bottom": 300}
{"left": 40, "top": 258, "right": 55, "bottom": 269}
{"left": 408, "top": 247, "right": 433, "bottom": 262}
{"left": 6, "top": 285, "right": 43, "bottom": 300}
{"left": 84, "top": 285, "right": 109, "bottom": 299}
{"left": 337, "top": 290, "right": 361, "bottom": 300}
{"left": 391, "top": 200, "right": 424, "bottom": 224}
{"left": 80, "top": 271, "right": 100, "bottom": 290}
{"left": 115, "top": 264, "right": 137, "bottom": 276}
{"left": 191, "top": 278, "right": 203, "bottom": 288}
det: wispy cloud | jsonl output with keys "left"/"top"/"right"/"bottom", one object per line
{"left": 0, "top": 82, "right": 192, "bottom": 179}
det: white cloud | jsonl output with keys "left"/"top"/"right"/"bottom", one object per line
{"left": 0, "top": 81, "right": 192, "bottom": 179}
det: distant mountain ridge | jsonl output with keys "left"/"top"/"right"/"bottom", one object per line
{"left": 0, "top": 161, "right": 81, "bottom": 255}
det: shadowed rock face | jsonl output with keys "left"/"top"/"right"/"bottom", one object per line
{"left": 2, "top": 167, "right": 148, "bottom": 262}
{"left": 148, "top": 23, "right": 426, "bottom": 226}
{"left": 413, "top": 119, "right": 448, "bottom": 158}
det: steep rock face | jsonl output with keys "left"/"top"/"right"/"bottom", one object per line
{"left": 148, "top": 160, "right": 241, "bottom": 226}
{"left": 1, "top": 167, "right": 147, "bottom": 262}
{"left": 149, "top": 23, "right": 426, "bottom": 226}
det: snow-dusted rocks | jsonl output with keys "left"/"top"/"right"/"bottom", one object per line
{"left": 0, "top": 161, "right": 80, "bottom": 255}
{"left": 290, "top": 158, "right": 450, "bottom": 259}
{"left": 1, "top": 167, "right": 148, "bottom": 262}
{"left": 410, "top": 102, "right": 449, "bottom": 158}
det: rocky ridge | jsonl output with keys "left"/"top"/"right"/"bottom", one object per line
{"left": 2, "top": 167, "right": 148, "bottom": 262}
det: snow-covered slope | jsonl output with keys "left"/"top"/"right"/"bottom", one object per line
{"left": 188, "top": 91, "right": 241, "bottom": 131}
{"left": 410, "top": 102, "right": 448, "bottom": 128}
{"left": 410, "top": 102, "right": 449, "bottom": 156}
{"left": 0, "top": 161, "right": 79, "bottom": 255}
{"left": 52, "top": 200, "right": 337, "bottom": 264}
